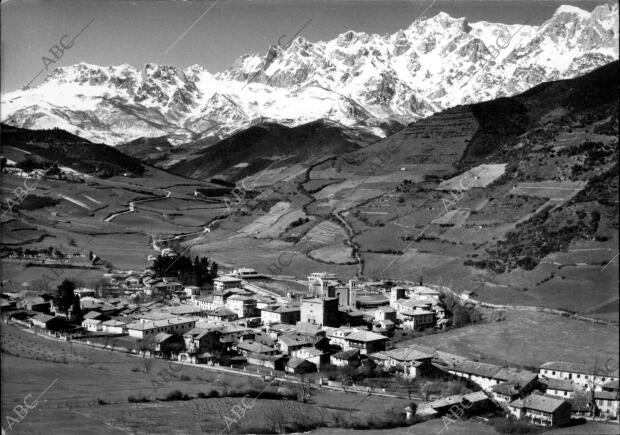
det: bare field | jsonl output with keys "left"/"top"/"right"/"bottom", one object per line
{"left": 437, "top": 163, "right": 507, "bottom": 191}
{"left": 508, "top": 180, "right": 587, "bottom": 201}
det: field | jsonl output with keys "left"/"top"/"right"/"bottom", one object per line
{"left": 508, "top": 180, "right": 587, "bottom": 201}
{"left": 1, "top": 324, "right": 411, "bottom": 435}
{"left": 397, "top": 309, "right": 619, "bottom": 369}
{"left": 437, "top": 164, "right": 507, "bottom": 191}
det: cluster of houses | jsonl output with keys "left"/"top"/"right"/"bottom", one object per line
{"left": 434, "top": 356, "right": 620, "bottom": 425}
{"left": 3, "top": 271, "right": 619, "bottom": 427}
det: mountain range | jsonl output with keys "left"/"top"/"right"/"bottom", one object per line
{"left": 1, "top": 3, "right": 618, "bottom": 146}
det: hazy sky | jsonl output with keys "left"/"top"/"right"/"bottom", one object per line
{"left": 0, "top": 0, "right": 611, "bottom": 92}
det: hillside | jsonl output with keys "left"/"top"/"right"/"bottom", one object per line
{"left": 1, "top": 124, "right": 145, "bottom": 177}
{"left": 170, "top": 119, "right": 380, "bottom": 181}
{"left": 1, "top": 62, "right": 617, "bottom": 318}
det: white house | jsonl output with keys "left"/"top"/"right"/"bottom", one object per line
{"left": 539, "top": 361, "right": 619, "bottom": 391}
{"left": 82, "top": 318, "right": 102, "bottom": 332}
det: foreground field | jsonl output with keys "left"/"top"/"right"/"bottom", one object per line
{"left": 1, "top": 324, "right": 411, "bottom": 434}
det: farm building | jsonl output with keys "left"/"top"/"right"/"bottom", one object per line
{"left": 247, "top": 353, "right": 286, "bottom": 371}
{"left": 331, "top": 349, "right": 362, "bottom": 367}
{"left": 508, "top": 395, "right": 571, "bottom": 427}
{"left": 594, "top": 391, "right": 619, "bottom": 419}
{"left": 286, "top": 358, "right": 317, "bottom": 374}
{"left": 235, "top": 340, "right": 278, "bottom": 356}
{"left": 369, "top": 347, "right": 434, "bottom": 378}
{"left": 539, "top": 361, "right": 619, "bottom": 391}
{"left": 427, "top": 391, "right": 493, "bottom": 416}
{"left": 445, "top": 359, "right": 538, "bottom": 393}
{"left": 30, "top": 313, "right": 63, "bottom": 330}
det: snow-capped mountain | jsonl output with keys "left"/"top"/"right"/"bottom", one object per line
{"left": 1, "top": 3, "right": 618, "bottom": 145}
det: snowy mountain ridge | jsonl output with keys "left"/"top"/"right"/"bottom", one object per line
{"left": 1, "top": 3, "right": 618, "bottom": 145}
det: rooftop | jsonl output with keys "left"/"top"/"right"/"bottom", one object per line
{"left": 540, "top": 361, "right": 619, "bottom": 378}
{"left": 345, "top": 330, "right": 388, "bottom": 343}
{"left": 215, "top": 276, "right": 243, "bottom": 283}
{"left": 509, "top": 395, "right": 568, "bottom": 413}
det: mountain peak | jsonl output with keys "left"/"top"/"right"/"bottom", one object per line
{"left": 2, "top": 4, "right": 618, "bottom": 145}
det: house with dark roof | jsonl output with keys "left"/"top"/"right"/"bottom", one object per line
{"left": 206, "top": 306, "right": 237, "bottom": 322}
{"left": 490, "top": 382, "right": 522, "bottom": 404}
{"left": 369, "top": 347, "right": 434, "bottom": 378}
{"left": 247, "top": 353, "right": 286, "bottom": 371}
{"left": 427, "top": 391, "right": 493, "bottom": 416}
{"left": 183, "top": 327, "right": 221, "bottom": 354}
{"left": 261, "top": 304, "right": 301, "bottom": 325}
{"left": 445, "top": 359, "right": 538, "bottom": 392}
{"left": 235, "top": 340, "right": 278, "bottom": 356}
{"left": 293, "top": 347, "right": 330, "bottom": 369}
{"left": 541, "top": 377, "right": 581, "bottom": 399}
{"left": 83, "top": 311, "right": 110, "bottom": 321}
{"left": 340, "top": 330, "right": 388, "bottom": 355}
{"left": 30, "top": 313, "right": 63, "bottom": 330}
{"left": 286, "top": 358, "right": 317, "bottom": 374}
{"left": 278, "top": 334, "right": 315, "bottom": 355}
{"left": 331, "top": 349, "right": 362, "bottom": 367}
{"left": 594, "top": 390, "right": 619, "bottom": 419}
{"left": 508, "top": 394, "right": 572, "bottom": 427}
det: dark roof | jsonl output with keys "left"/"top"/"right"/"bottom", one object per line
{"left": 541, "top": 377, "right": 577, "bottom": 392}
{"left": 247, "top": 353, "right": 284, "bottom": 362}
{"left": 287, "top": 358, "right": 316, "bottom": 368}
{"left": 332, "top": 349, "right": 360, "bottom": 360}
{"left": 509, "top": 395, "right": 569, "bottom": 413}
{"left": 491, "top": 382, "right": 520, "bottom": 396}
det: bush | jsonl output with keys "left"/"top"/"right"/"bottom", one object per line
{"left": 179, "top": 374, "right": 191, "bottom": 381}
{"left": 197, "top": 390, "right": 219, "bottom": 398}
{"left": 128, "top": 394, "right": 150, "bottom": 403}
{"left": 97, "top": 398, "right": 108, "bottom": 405}
{"left": 162, "top": 390, "right": 191, "bottom": 401}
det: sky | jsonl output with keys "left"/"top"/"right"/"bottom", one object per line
{"left": 0, "top": 0, "right": 612, "bottom": 92}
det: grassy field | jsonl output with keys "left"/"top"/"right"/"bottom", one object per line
{"left": 1, "top": 324, "right": 411, "bottom": 434}
{"left": 397, "top": 309, "right": 619, "bottom": 369}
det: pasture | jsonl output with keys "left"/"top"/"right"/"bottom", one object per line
{"left": 398, "top": 309, "right": 619, "bottom": 369}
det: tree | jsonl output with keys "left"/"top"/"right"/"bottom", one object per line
{"left": 55, "top": 280, "right": 76, "bottom": 313}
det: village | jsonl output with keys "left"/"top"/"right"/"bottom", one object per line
{"left": 2, "top": 252, "right": 618, "bottom": 431}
